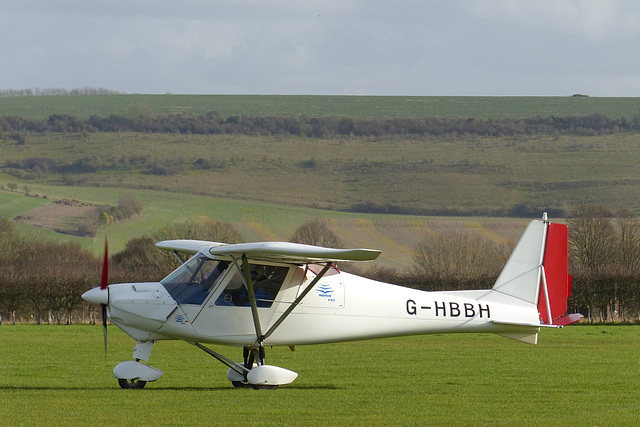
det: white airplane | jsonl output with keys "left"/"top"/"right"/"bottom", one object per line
{"left": 82, "top": 214, "right": 581, "bottom": 389}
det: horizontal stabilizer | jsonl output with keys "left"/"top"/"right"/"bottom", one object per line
{"left": 552, "top": 313, "right": 583, "bottom": 326}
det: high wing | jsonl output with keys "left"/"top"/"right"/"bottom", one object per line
{"left": 156, "top": 240, "right": 381, "bottom": 264}
{"left": 155, "top": 239, "right": 227, "bottom": 255}
{"left": 155, "top": 239, "right": 382, "bottom": 355}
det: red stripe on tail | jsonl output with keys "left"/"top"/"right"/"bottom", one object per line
{"left": 538, "top": 223, "right": 570, "bottom": 323}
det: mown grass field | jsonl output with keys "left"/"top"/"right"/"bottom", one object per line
{"left": 2, "top": 94, "right": 640, "bottom": 120}
{"left": 0, "top": 325, "right": 638, "bottom": 425}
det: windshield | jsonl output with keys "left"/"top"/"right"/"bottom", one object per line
{"left": 161, "top": 255, "right": 230, "bottom": 305}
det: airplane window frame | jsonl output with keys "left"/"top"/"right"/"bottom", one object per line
{"left": 161, "top": 255, "right": 231, "bottom": 305}
{"left": 214, "top": 262, "right": 290, "bottom": 308}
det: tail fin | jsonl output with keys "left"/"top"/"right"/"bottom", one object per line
{"left": 492, "top": 218, "right": 579, "bottom": 326}
{"left": 538, "top": 222, "right": 572, "bottom": 324}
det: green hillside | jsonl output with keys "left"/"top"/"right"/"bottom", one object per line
{"left": 2, "top": 95, "right": 640, "bottom": 269}
{"left": 0, "top": 188, "right": 529, "bottom": 269}
{"left": 1, "top": 94, "right": 640, "bottom": 120}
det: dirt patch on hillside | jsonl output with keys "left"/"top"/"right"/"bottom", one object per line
{"left": 14, "top": 200, "right": 96, "bottom": 236}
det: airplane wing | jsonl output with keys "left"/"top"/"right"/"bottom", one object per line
{"left": 155, "top": 239, "right": 227, "bottom": 255}
{"left": 156, "top": 240, "right": 381, "bottom": 264}
{"left": 208, "top": 242, "right": 381, "bottom": 263}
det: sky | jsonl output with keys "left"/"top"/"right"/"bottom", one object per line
{"left": 2, "top": 0, "right": 640, "bottom": 96}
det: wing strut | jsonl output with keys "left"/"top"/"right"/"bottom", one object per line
{"left": 262, "top": 262, "right": 332, "bottom": 341}
{"left": 232, "top": 256, "right": 334, "bottom": 346}
{"left": 172, "top": 250, "right": 186, "bottom": 265}
{"left": 230, "top": 255, "right": 265, "bottom": 343}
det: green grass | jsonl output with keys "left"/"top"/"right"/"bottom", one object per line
{"left": 1, "top": 94, "right": 640, "bottom": 120}
{"left": 0, "top": 325, "right": 638, "bottom": 425}
{"left": 0, "top": 190, "right": 49, "bottom": 218}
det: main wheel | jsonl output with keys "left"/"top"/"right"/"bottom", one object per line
{"left": 118, "top": 378, "right": 147, "bottom": 389}
{"left": 252, "top": 384, "right": 279, "bottom": 390}
{"left": 231, "top": 380, "right": 253, "bottom": 388}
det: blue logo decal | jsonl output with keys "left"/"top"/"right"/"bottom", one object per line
{"left": 175, "top": 314, "right": 188, "bottom": 324}
{"left": 317, "top": 284, "right": 334, "bottom": 298}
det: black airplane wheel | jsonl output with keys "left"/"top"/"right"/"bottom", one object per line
{"left": 252, "top": 384, "right": 279, "bottom": 390}
{"left": 231, "top": 381, "right": 253, "bottom": 388}
{"left": 118, "top": 378, "right": 147, "bottom": 389}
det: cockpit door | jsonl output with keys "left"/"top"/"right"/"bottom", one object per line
{"left": 190, "top": 262, "right": 293, "bottom": 340}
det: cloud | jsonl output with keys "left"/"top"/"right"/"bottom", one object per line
{"left": 1, "top": 1, "right": 640, "bottom": 95}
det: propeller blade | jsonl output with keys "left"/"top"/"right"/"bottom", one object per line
{"left": 101, "top": 238, "right": 109, "bottom": 290}
{"left": 101, "top": 238, "right": 108, "bottom": 355}
{"left": 101, "top": 302, "right": 108, "bottom": 356}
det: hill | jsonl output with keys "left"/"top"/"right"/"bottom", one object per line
{"left": 1, "top": 94, "right": 640, "bottom": 120}
{"left": 2, "top": 95, "right": 640, "bottom": 269}
{"left": 0, "top": 188, "right": 530, "bottom": 269}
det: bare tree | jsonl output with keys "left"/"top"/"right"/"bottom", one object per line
{"left": 616, "top": 209, "right": 640, "bottom": 274}
{"left": 413, "top": 231, "right": 510, "bottom": 290}
{"left": 289, "top": 218, "right": 343, "bottom": 248}
{"left": 113, "top": 217, "right": 242, "bottom": 282}
{"left": 154, "top": 217, "right": 241, "bottom": 244}
{"left": 568, "top": 205, "right": 617, "bottom": 272}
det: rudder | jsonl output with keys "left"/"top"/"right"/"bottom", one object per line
{"left": 538, "top": 223, "right": 573, "bottom": 324}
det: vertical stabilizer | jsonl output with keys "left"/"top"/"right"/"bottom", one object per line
{"left": 492, "top": 220, "right": 546, "bottom": 304}
{"left": 491, "top": 218, "right": 578, "bottom": 328}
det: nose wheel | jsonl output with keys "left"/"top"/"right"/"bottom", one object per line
{"left": 118, "top": 378, "right": 147, "bottom": 389}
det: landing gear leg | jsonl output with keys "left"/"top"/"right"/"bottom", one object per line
{"left": 194, "top": 342, "right": 296, "bottom": 389}
{"left": 231, "top": 347, "right": 254, "bottom": 388}
{"left": 249, "top": 345, "right": 277, "bottom": 390}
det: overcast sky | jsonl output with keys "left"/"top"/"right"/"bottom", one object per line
{"left": 2, "top": 0, "right": 639, "bottom": 96}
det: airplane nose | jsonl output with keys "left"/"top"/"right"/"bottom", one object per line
{"left": 82, "top": 287, "right": 108, "bottom": 305}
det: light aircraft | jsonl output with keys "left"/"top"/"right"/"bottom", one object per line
{"left": 82, "top": 214, "right": 581, "bottom": 389}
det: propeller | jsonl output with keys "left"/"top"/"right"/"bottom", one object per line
{"left": 100, "top": 238, "right": 109, "bottom": 356}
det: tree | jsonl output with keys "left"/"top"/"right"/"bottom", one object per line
{"left": 568, "top": 205, "right": 617, "bottom": 272}
{"left": 413, "top": 231, "right": 510, "bottom": 291}
{"left": 154, "top": 217, "right": 241, "bottom": 244}
{"left": 117, "top": 194, "right": 144, "bottom": 219}
{"left": 289, "top": 218, "right": 343, "bottom": 248}
{"left": 112, "top": 217, "right": 242, "bottom": 281}
{"left": 616, "top": 209, "right": 640, "bottom": 274}
{"left": 0, "top": 270, "right": 24, "bottom": 324}
{"left": 127, "top": 102, "right": 154, "bottom": 127}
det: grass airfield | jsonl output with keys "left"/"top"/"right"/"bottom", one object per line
{"left": 1, "top": 325, "right": 638, "bottom": 425}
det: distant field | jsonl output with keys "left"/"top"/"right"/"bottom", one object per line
{"left": 3, "top": 131, "right": 640, "bottom": 214}
{"left": 0, "top": 189, "right": 529, "bottom": 269}
{"left": 1, "top": 94, "right": 640, "bottom": 119}
{"left": 2, "top": 95, "right": 640, "bottom": 265}
{"left": 0, "top": 325, "right": 638, "bottom": 425}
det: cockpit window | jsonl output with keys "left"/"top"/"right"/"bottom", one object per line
{"left": 215, "top": 264, "right": 289, "bottom": 308}
{"left": 161, "top": 255, "right": 230, "bottom": 305}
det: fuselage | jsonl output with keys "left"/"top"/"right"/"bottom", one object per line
{"left": 102, "top": 263, "right": 540, "bottom": 347}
